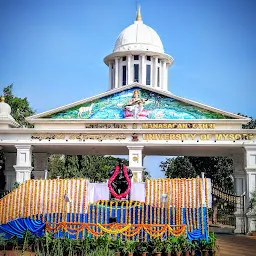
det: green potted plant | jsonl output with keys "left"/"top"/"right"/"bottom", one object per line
{"left": 163, "top": 239, "right": 172, "bottom": 256}
{"left": 111, "top": 237, "right": 124, "bottom": 256}
{"left": 208, "top": 232, "right": 218, "bottom": 256}
{"left": 169, "top": 237, "right": 182, "bottom": 256}
{"left": 0, "top": 234, "right": 7, "bottom": 255}
{"left": 123, "top": 240, "right": 137, "bottom": 256}
{"left": 136, "top": 241, "right": 148, "bottom": 256}
{"left": 151, "top": 237, "right": 163, "bottom": 256}
{"left": 181, "top": 239, "right": 195, "bottom": 256}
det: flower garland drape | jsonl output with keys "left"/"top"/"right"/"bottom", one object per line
{"left": 108, "top": 165, "right": 131, "bottom": 200}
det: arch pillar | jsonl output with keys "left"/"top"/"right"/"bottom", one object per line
{"left": 232, "top": 152, "right": 246, "bottom": 233}
{"left": 127, "top": 146, "right": 145, "bottom": 183}
{"left": 14, "top": 145, "right": 33, "bottom": 184}
{"left": 244, "top": 146, "right": 256, "bottom": 233}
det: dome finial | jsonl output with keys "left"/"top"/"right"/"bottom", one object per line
{"left": 135, "top": 4, "right": 142, "bottom": 21}
{"left": 1, "top": 96, "right": 5, "bottom": 102}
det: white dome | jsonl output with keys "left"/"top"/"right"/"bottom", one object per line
{"left": 113, "top": 20, "right": 164, "bottom": 53}
{"left": 0, "top": 97, "right": 11, "bottom": 116}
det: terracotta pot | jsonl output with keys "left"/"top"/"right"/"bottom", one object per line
{"left": 184, "top": 251, "right": 190, "bottom": 256}
{"left": 128, "top": 253, "right": 134, "bottom": 256}
{"left": 0, "top": 251, "right": 35, "bottom": 256}
{"left": 191, "top": 250, "right": 195, "bottom": 256}
{"left": 164, "top": 253, "right": 171, "bottom": 256}
{"left": 115, "top": 252, "right": 121, "bottom": 256}
{"left": 154, "top": 252, "right": 162, "bottom": 256}
{"left": 141, "top": 252, "right": 147, "bottom": 256}
{"left": 176, "top": 252, "right": 182, "bottom": 256}
{"left": 202, "top": 250, "right": 209, "bottom": 256}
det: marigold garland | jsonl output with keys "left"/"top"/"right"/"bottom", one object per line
{"left": 83, "top": 180, "right": 87, "bottom": 222}
{"left": 205, "top": 178, "right": 209, "bottom": 236}
{"left": 191, "top": 178, "right": 195, "bottom": 230}
{"left": 149, "top": 179, "right": 152, "bottom": 225}
{"left": 157, "top": 179, "right": 160, "bottom": 225}
{"left": 46, "top": 222, "right": 186, "bottom": 240}
{"left": 200, "top": 178, "right": 204, "bottom": 234}
{"left": 196, "top": 177, "right": 199, "bottom": 229}
{"left": 154, "top": 179, "right": 157, "bottom": 225}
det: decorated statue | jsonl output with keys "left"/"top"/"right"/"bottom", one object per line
{"left": 108, "top": 159, "right": 133, "bottom": 200}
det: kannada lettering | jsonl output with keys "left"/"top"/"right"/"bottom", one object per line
{"left": 85, "top": 124, "right": 127, "bottom": 129}
{"left": 31, "top": 133, "right": 126, "bottom": 141}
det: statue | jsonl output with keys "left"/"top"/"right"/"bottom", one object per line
{"left": 108, "top": 159, "right": 133, "bottom": 200}
{"left": 124, "top": 90, "right": 148, "bottom": 119}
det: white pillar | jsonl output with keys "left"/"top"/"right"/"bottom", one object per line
{"left": 114, "top": 57, "right": 119, "bottom": 89}
{"left": 160, "top": 60, "right": 164, "bottom": 89}
{"left": 3, "top": 152, "right": 16, "bottom": 191}
{"left": 118, "top": 58, "right": 122, "bottom": 87}
{"left": 33, "top": 153, "right": 49, "bottom": 179}
{"left": 232, "top": 153, "right": 246, "bottom": 234}
{"left": 108, "top": 62, "right": 112, "bottom": 90}
{"left": 127, "top": 55, "right": 132, "bottom": 85}
{"left": 153, "top": 57, "right": 158, "bottom": 88}
{"left": 165, "top": 64, "right": 169, "bottom": 91}
{"left": 162, "top": 61, "right": 167, "bottom": 90}
{"left": 14, "top": 145, "right": 33, "bottom": 184}
{"left": 244, "top": 146, "right": 256, "bottom": 233}
{"left": 127, "top": 146, "right": 144, "bottom": 183}
{"left": 140, "top": 54, "right": 146, "bottom": 85}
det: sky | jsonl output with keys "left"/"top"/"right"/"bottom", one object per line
{"left": 0, "top": 0, "right": 255, "bottom": 178}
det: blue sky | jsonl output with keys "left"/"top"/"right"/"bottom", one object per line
{"left": 0, "top": 0, "right": 255, "bottom": 178}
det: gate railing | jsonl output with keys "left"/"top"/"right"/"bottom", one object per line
{"left": 211, "top": 186, "right": 245, "bottom": 230}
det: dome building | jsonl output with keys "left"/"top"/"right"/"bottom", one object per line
{"left": 104, "top": 6, "right": 173, "bottom": 91}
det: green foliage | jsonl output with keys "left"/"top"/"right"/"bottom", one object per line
{"left": 3, "top": 84, "right": 35, "bottom": 127}
{"left": 1, "top": 232, "right": 218, "bottom": 255}
{"left": 160, "top": 156, "right": 196, "bottom": 179}
{"left": 149, "top": 237, "right": 164, "bottom": 253}
{"left": 248, "top": 190, "right": 256, "bottom": 212}
{"left": 12, "top": 182, "right": 20, "bottom": 191}
{"left": 238, "top": 113, "right": 256, "bottom": 129}
{"left": 135, "top": 241, "right": 148, "bottom": 253}
{"left": 200, "top": 232, "right": 217, "bottom": 251}
{"left": 123, "top": 240, "right": 137, "bottom": 253}
{"left": 188, "top": 156, "right": 234, "bottom": 191}
{"left": 110, "top": 237, "right": 124, "bottom": 252}
{"left": 48, "top": 154, "right": 131, "bottom": 182}
{"left": 160, "top": 156, "right": 234, "bottom": 190}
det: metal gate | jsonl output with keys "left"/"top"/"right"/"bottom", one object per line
{"left": 210, "top": 186, "right": 245, "bottom": 233}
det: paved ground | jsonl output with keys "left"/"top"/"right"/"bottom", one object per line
{"left": 216, "top": 234, "right": 256, "bottom": 256}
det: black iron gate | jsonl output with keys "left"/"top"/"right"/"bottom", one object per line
{"left": 210, "top": 186, "right": 245, "bottom": 233}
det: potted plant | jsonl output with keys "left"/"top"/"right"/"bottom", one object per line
{"left": 136, "top": 241, "right": 148, "bottom": 256}
{"left": 111, "top": 237, "right": 124, "bottom": 256}
{"left": 123, "top": 240, "right": 137, "bottom": 256}
{"left": 0, "top": 234, "right": 7, "bottom": 255}
{"left": 151, "top": 238, "right": 163, "bottom": 256}
{"left": 163, "top": 239, "right": 172, "bottom": 256}
{"left": 169, "top": 237, "right": 182, "bottom": 256}
{"left": 208, "top": 232, "right": 218, "bottom": 256}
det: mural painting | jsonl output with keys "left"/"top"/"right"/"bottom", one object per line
{"left": 44, "top": 88, "right": 232, "bottom": 120}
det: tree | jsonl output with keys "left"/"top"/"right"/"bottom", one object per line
{"left": 3, "top": 84, "right": 35, "bottom": 127}
{"left": 160, "top": 156, "right": 197, "bottom": 179}
{"left": 48, "top": 155, "right": 130, "bottom": 183}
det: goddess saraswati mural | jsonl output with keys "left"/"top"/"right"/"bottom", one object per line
{"left": 44, "top": 87, "right": 232, "bottom": 120}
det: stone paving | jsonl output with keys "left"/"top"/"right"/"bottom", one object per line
{"left": 216, "top": 234, "right": 256, "bottom": 256}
